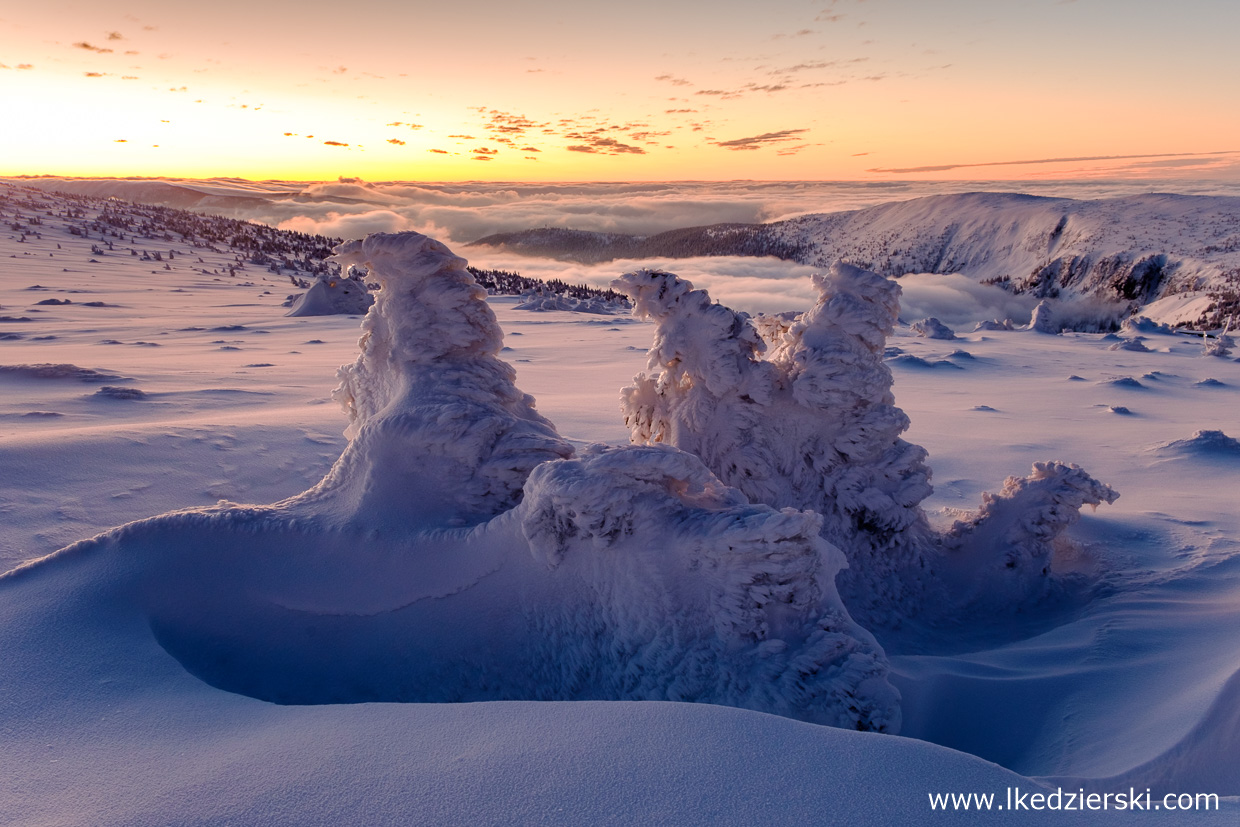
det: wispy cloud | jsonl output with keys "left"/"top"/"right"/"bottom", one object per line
{"left": 567, "top": 137, "right": 645, "bottom": 155}
{"left": 868, "top": 150, "right": 1240, "bottom": 174}
{"left": 770, "top": 57, "right": 868, "bottom": 75}
{"left": 712, "top": 129, "right": 809, "bottom": 151}
{"left": 772, "top": 29, "right": 817, "bottom": 39}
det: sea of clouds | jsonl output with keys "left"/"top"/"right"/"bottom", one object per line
{"left": 14, "top": 175, "right": 1240, "bottom": 321}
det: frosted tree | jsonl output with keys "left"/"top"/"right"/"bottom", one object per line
{"left": 615, "top": 264, "right": 934, "bottom": 611}
{"left": 616, "top": 263, "right": 1118, "bottom": 620}
{"left": 240, "top": 232, "right": 899, "bottom": 730}
{"left": 301, "top": 232, "right": 574, "bottom": 528}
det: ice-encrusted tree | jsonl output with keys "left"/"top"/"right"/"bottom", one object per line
{"left": 299, "top": 232, "right": 574, "bottom": 528}
{"left": 615, "top": 263, "right": 1118, "bottom": 619}
{"left": 615, "top": 264, "right": 934, "bottom": 611}
{"left": 213, "top": 232, "right": 902, "bottom": 731}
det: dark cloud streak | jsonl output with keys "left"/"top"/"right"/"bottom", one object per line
{"left": 869, "top": 150, "right": 1240, "bottom": 174}
{"left": 712, "top": 129, "right": 809, "bottom": 151}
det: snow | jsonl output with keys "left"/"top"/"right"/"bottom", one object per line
{"left": 2, "top": 183, "right": 1240, "bottom": 824}
{"left": 614, "top": 264, "right": 935, "bottom": 617}
{"left": 910, "top": 317, "right": 957, "bottom": 339}
{"left": 771, "top": 192, "right": 1240, "bottom": 329}
{"left": 284, "top": 270, "right": 373, "bottom": 317}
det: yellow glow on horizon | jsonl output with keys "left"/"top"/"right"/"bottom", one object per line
{"left": 3, "top": 1, "right": 1239, "bottom": 184}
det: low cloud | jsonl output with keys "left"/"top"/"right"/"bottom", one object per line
{"left": 226, "top": 182, "right": 824, "bottom": 244}
{"left": 895, "top": 273, "right": 1038, "bottom": 326}
{"left": 278, "top": 209, "right": 439, "bottom": 240}
{"left": 463, "top": 254, "right": 1037, "bottom": 322}
{"left": 30, "top": 179, "right": 1240, "bottom": 268}
{"left": 467, "top": 251, "right": 824, "bottom": 314}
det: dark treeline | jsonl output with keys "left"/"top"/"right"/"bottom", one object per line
{"left": 470, "top": 223, "right": 810, "bottom": 264}
{"left": 466, "top": 267, "right": 629, "bottom": 305}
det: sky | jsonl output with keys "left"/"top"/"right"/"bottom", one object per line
{"left": 2, "top": 0, "right": 1238, "bottom": 182}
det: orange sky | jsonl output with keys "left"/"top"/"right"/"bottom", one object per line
{"left": 2, "top": 0, "right": 1239, "bottom": 181}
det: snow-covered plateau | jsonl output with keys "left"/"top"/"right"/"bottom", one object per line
{"left": 1, "top": 182, "right": 1238, "bottom": 825}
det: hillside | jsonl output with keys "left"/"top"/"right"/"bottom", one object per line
{"left": 471, "top": 192, "right": 1240, "bottom": 329}
{"left": 0, "top": 182, "right": 622, "bottom": 308}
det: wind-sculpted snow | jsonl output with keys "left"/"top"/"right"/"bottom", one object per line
{"left": 0, "top": 362, "right": 125, "bottom": 381}
{"left": 1, "top": 231, "right": 899, "bottom": 734}
{"left": 1156, "top": 429, "right": 1240, "bottom": 458}
{"left": 284, "top": 270, "right": 374, "bottom": 317}
{"left": 1029, "top": 299, "right": 1059, "bottom": 333}
{"left": 513, "top": 291, "right": 628, "bottom": 314}
{"left": 615, "top": 263, "right": 1119, "bottom": 619}
{"left": 910, "top": 317, "right": 956, "bottom": 340}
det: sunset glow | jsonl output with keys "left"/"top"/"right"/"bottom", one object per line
{"left": 3, "top": 0, "right": 1238, "bottom": 181}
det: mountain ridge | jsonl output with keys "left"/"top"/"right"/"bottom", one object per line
{"left": 471, "top": 192, "right": 1240, "bottom": 328}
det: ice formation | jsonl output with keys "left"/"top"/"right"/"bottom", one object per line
{"left": 1119, "top": 315, "right": 1174, "bottom": 336}
{"left": 972, "top": 319, "right": 1016, "bottom": 332}
{"left": 614, "top": 263, "right": 1118, "bottom": 619}
{"left": 1108, "top": 338, "right": 1152, "bottom": 352}
{"left": 910, "top": 317, "right": 956, "bottom": 340}
{"left": 8, "top": 232, "right": 900, "bottom": 733}
{"left": 513, "top": 291, "right": 627, "bottom": 315}
{"left": 1158, "top": 429, "right": 1240, "bottom": 457}
{"left": 1201, "top": 318, "right": 1234, "bottom": 358}
{"left": 285, "top": 270, "right": 374, "bottom": 317}
{"left": 1029, "top": 299, "right": 1059, "bottom": 333}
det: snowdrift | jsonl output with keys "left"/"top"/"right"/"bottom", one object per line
{"left": 284, "top": 270, "right": 374, "bottom": 317}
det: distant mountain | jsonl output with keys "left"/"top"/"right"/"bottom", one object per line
{"left": 469, "top": 223, "right": 810, "bottom": 264}
{"left": 471, "top": 193, "right": 1240, "bottom": 328}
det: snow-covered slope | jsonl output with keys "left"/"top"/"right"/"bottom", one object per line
{"left": 3, "top": 198, "right": 1240, "bottom": 824}
{"left": 772, "top": 192, "right": 1240, "bottom": 328}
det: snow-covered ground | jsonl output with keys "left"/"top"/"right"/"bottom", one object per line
{"left": 2, "top": 186, "right": 1238, "bottom": 824}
